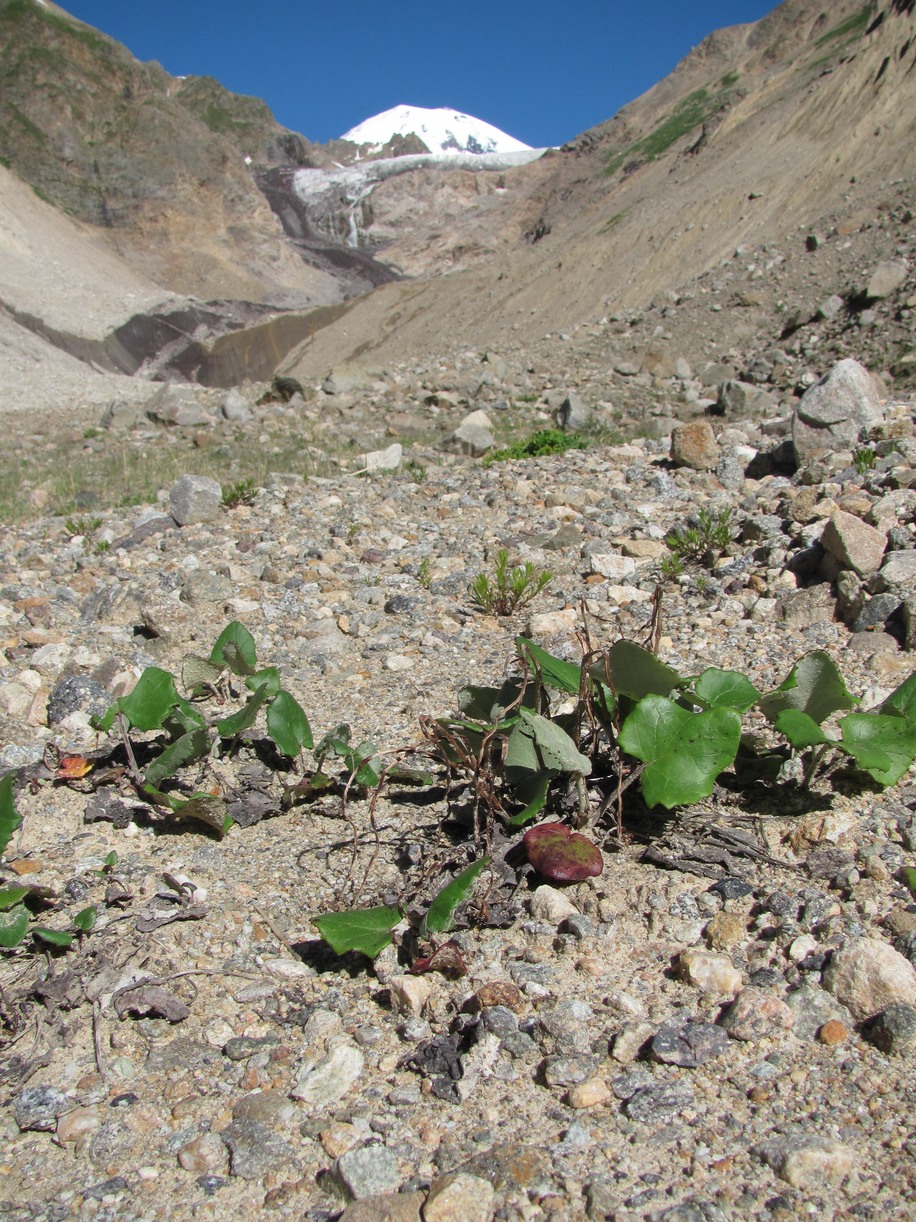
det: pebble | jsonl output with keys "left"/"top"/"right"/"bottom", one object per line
{"left": 817, "top": 1019, "right": 851, "bottom": 1046}
{"left": 626, "top": 1081, "right": 695, "bottom": 1123}
{"left": 566, "top": 1077, "right": 613, "bottom": 1109}
{"left": 12, "top": 1085, "right": 69, "bottom": 1132}
{"left": 291, "top": 1043, "right": 365, "bottom": 1106}
{"left": 719, "top": 988, "right": 795, "bottom": 1041}
{"left": 338, "top": 1193, "right": 425, "bottom": 1221}
{"left": 823, "top": 936, "right": 916, "bottom": 1020}
{"left": 651, "top": 1021, "right": 730, "bottom": 1066}
{"left": 231, "top": 1089, "right": 297, "bottom": 1126}
{"left": 759, "top": 1135, "right": 854, "bottom": 1189}
{"left": 177, "top": 1132, "right": 229, "bottom": 1175}
{"left": 867, "top": 1002, "right": 916, "bottom": 1054}
{"left": 677, "top": 949, "right": 743, "bottom": 996}
{"left": 334, "top": 1145, "right": 402, "bottom": 1200}
{"left": 424, "top": 1171, "right": 496, "bottom": 1222}
{"left": 529, "top": 884, "right": 580, "bottom": 922}
{"left": 389, "top": 974, "right": 431, "bottom": 1017}
{"left": 542, "top": 1054, "right": 599, "bottom": 1086}
{"left": 612, "top": 1022, "right": 655, "bottom": 1064}
{"left": 55, "top": 1105, "right": 103, "bottom": 1143}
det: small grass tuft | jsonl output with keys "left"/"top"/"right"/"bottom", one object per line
{"left": 485, "top": 429, "right": 588, "bottom": 465}
{"left": 470, "top": 549, "right": 553, "bottom": 616}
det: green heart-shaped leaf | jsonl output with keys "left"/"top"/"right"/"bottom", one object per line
{"left": 618, "top": 695, "right": 741, "bottom": 809}
{"left": 759, "top": 651, "right": 854, "bottom": 726}
{"left": 840, "top": 712, "right": 916, "bottom": 786}
{"left": 313, "top": 905, "right": 402, "bottom": 959}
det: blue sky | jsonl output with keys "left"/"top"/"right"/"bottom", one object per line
{"left": 60, "top": 1, "right": 776, "bottom": 148}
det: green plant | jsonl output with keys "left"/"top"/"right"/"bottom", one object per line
{"left": 1, "top": 776, "right": 99, "bottom": 951}
{"left": 470, "top": 549, "right": 553, "bottom": 615}
{"left": 853, "top": 445, "right": 876, "bottom": 475}
{"left": 418, "top": 636, "right": 916, "bottom": 859}
{"left": 64, "top": 514, "right": 102, "bottom": 538}
{"left": 485, "top": 428, "right": 588, "bottom": 464}
{"left": 90, "top": 621, "right": 316, "bottom": 835}
{"left": 404, "top": 460, "right": 427, "bottom": 483}
{"left": 665, "top": 507, "right": 734, "bottom": 570}
{"left": 94, "top": 540, "right": 111, "bottom": 556}
{"left": 222, "top": 477, "right": 258, "bottom": 508}
{"left": 83, "top": 427, "right": 99, "bottom": 440}
{"left": 603, "top": 74, "right": 741, "bottom": 177}
{"left": 417, "top": 557, "right": 433, "bottom": 589}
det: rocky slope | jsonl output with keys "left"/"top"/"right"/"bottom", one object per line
{"left": 3, "top": 343, "right": 916, "bottom": 1219}
{"left": 283, "top": 0, "right": 916, "bottom": 376}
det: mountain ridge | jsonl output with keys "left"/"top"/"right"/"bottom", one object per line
{"left": 0, "top": 0, "right": 913, "bottom": 407}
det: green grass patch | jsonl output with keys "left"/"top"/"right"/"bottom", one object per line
{"left": 0, "top": 419, "right": 343, "bottom": 526}
{"left": 603, "top": 77, "right": 740, "bottom": 177}
{"left": 815, "top": 4, "right": 873, "bottom": 47}
{"left": 484, "top": 428, "right": 589, "bottom": 465}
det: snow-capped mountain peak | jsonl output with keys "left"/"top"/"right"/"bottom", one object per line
{"left": 341, "top": 104, "right": 531, "bottom": 156}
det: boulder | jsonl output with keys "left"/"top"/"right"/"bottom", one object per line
{"left": 820, "top": 510, "right": 887, "bottom": 578}
{"left": 169, "top": 474, "right": 223, "bottom": 525}
{"left": 866, "top": 260, "right": 908, "bottom": 300}
{"left": 791, "top": 359, "right": 884, "bottom": 465}
{"left": 670, "top": 420, "right": 718, "bottom": 470}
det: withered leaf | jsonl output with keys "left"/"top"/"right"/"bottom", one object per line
{"left": 410, "top": 939, "right": 468, "bottom": 979}
{"left": 113, "top": 985, "right": 190, "bottom": 1023}
{"left": 134, "top": 903, "right": 207, "bottom": 933}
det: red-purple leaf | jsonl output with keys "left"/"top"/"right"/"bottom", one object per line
{"left": 523, "top": 821, "right": 603, "bottom": 882}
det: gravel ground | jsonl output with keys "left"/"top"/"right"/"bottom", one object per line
{"left": 2, "top": 362, "right": 916, "bottom": 1222}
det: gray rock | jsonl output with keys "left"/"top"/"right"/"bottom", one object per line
{"left": 364, "top": 443, "right": 402, "bottom": 473}
{"left": 480, "top": 1006, "right": 518, "bottom": 1039}
{"left": 220, "top": 389, "right": 252, "bottom": 421}
{"left": 334, "top": 1145, "right": 401, "bottom": 1200}
{"left": 651, "top": 1022, "right": 729, "bottom": 1067}
{"left": 169, "top": 475, "right": 223, "bottom": 526}
{"left": 442, "top": 413, "right": 495, "bottom": 457}
{"left": 876, "top": 549, "right": 916, "bottom": 594}
{"left": 323, "top": 367, "right": 368, "bottom": 395}
{"left": 220, "top": 1119, "right": 295, "bottom": 1179}
{"left": 541, "top": 1054, "right": 599, "bottom": 1086}
{"left": 555, "top": 392, "right": 591, "bottom": 431}
{"left": 820, "top": 510, "right": 887, "bottom": 577}
{"left": 867, "top": 1002, "right": 916, "bottom": 1055}
{"left": 791, "top": 359, "right": 884, "bottom": 465}
{"left": 816, "top": 294, "right": 845, "bottom": 321}
{"left": 13, "top": 1084, "right": 70, "bottom": 1131}
{"left": 717, "top": 380, "right": 774, "bottom": 416}
{"left": 866, "top": 260, "right": 908, "bottom": 300}
{"left": 853, "top": 592, "right": 901, "bottom": 632}
{"left": 180, "top": 570, "right": 234, "bottom": 606}
{"left": 626, "top": 1081, "right": 695, "bottom": 1122}
{"left": 537, "top": 999, "right": 594, "bottom": 1052}
{"left": 784, "top": 986, "right": 854, "bottom": 1040}
{"left": 146, "top": 384, "right": 212, "bottom": 427}
{"left": 47, "top": 674, "right": 111, "bottom": 726}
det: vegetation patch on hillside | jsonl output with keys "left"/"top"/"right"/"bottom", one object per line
{"left": 602, "top": 76, "right": 740, "bottom": 178}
